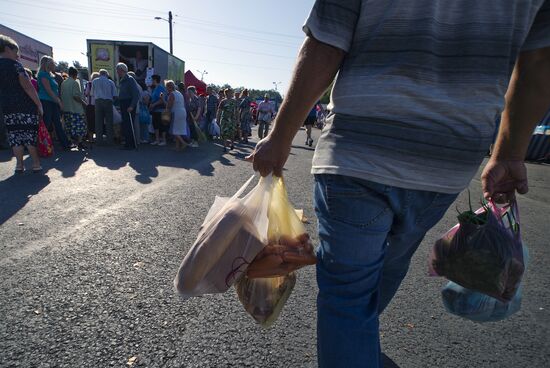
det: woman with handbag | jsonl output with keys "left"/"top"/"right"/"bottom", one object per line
{"left": 0, "top": 35, "right": 43, "bottom": 173}
{"left": 37, "top": 55, "right": 71, "bottom": 150}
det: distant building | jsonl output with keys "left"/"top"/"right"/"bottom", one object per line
{"left": 0, "top": 24, "right": 53, "bottom": 70}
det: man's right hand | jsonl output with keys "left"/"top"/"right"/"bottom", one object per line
{"left": 246, "top": 133, "right": 292, "bottom": 177}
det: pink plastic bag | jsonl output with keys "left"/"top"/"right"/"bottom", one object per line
{"left": 429, "top": 200, "right": 524, "bottom": 302}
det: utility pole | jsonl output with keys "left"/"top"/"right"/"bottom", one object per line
{"left": 155, "top": 11, "right": 174, "bottom": 55}
{"left": 169, "top": 11, "right": 173, "bottom": 54}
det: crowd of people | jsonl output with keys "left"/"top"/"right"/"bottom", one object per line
{"left": 0, "top": 33, "right": 283, "bottom": 172}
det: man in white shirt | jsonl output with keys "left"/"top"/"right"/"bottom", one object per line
{"left": 256, "top": 94, "right": 274, "bottom": 139}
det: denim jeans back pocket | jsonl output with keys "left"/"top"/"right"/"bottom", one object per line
{"left": 324, "top": 175, "right": 392, "bottom": 229}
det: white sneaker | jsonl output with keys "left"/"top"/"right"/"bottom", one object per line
{"left": 150, "top": 140, "right": 159, "bottom": 145}
{"left": 158, "top": 141, "right": 167, "bottom": 146}
{"left": 190, "top": 141, "right": 199, "bottom": 148}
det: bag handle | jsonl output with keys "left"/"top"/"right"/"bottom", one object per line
{"left": 488, "top": 199, "right": 520, "bottom": 238}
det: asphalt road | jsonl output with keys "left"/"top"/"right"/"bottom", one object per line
{"left": 0, "top": 126, "right": 548, "bottom": 368}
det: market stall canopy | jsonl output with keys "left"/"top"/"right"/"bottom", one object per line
{"left": 184, "top": 70, "right": 207, "bottom": 95}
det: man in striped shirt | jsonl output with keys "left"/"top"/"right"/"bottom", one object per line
{"left": 248, "top": 0, "right": 550, "bottom": 367}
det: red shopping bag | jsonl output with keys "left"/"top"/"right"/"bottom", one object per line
{"left": 37, "top": 120, "right": 53, "bottom": 157}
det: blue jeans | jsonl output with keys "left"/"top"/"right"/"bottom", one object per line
{"left": 314, "top": 174, "right": 458, "bottom": 368}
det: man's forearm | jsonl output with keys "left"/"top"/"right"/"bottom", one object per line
{"left": 270, "top": 36, "right": 345, "bottom": 143}
{"left": 493, "top": 47, "right": 550, "bottom": 160}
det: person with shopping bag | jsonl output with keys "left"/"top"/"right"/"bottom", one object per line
{"left": 246, "top": 1, "right": 550, "bottom": 367}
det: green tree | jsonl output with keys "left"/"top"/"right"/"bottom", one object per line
{"left": 72, "top": 60, "right": 84, "bottom": 70}
{"left": 55, "top": 61, "right": 69, "bottom": 73}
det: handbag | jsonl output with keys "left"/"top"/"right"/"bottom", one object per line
{"left": 161, "top": 111, "right": 172, "bottom": 126}
{"left": 37, "top": 120, "right": 53, "bottom": 157}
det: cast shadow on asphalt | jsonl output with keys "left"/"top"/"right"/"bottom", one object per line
{"left": 382, "top": 353, "right": 400, "bottom": 368}
{"left": 0, "top": 171, "right": 50, "bottom": 225}
{"left": 48, "top": 149, "right": 89, "bottom": 178}
{"left": 86, "top": 140, "right": 253, "bottom": 184}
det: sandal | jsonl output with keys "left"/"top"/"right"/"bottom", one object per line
{"left": 32, "top": 166, "right": 43, "bottom": 173}
{"left": 15, "top": 166, "right": 24, "bottom": 174}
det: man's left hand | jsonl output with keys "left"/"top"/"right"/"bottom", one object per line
{"left": 481, "top": 157, "right": 528, "bottom": 203}
{"left": 127, "top": 107, "right": 134, "bottom": 113}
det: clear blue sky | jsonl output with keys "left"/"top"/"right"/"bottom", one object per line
{"left": 0, "top": 0, "right": 316, "bottom": 94}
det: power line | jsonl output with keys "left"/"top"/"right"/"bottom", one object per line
{"left": 185, "top": 57, "right": 292, "bottom": 72}
{"left": 176, "top": 39, "right": 294, "bottom": 60}
{"left": 174, "top": 23, "right": 300, "bottom": 49}
{"left": 15, "top": 0, "right": 162, "bottom": 17}
{"left": 9, "top": 0, "right": 158, "bottom": 21}
{"left": 1, "top": 17, "right": 294, "bottom": 60}
{"left": 0, "top": 19, "right": 169, "bottom": 40}
{"left": 99, "top": 0, "right": 163, "bottom": 15}
{"left": 176, "top": 15, "right": 303, "bottom": 40}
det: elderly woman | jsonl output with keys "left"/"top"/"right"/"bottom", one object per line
{"left": 216, "top": 88, "right": 239, "bottom": 152}
{"left": 0, "top": 35, "right": 44, "bottom": 173}
{"left": 38, "top": 55, "right": 71, "bottom": 150}
{"left": 239, "top": 88, "right": 252, "bottom": 143}
{"left": 84, "top": 72, "right": 99, "bottom": 143}
{"left": 165, "top": 80, "right": 190, "bottom": 150}
{"left": 186, "top": 86, "right": 202, "bottom": 148}
{"left": 61, "top": 67, "right": 87, "bottom": 148}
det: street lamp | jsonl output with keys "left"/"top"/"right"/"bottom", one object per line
{"left": 154, "top": 11, "right": 173, "bottom": 54}
{"left": 272, "top": 82, "right": 282, "bottom": 111}
{"left": 196, "top": 69, "right": 208, "bottom": 81}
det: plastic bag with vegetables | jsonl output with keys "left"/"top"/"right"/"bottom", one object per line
{"left": 429, "top": 199, "right": 524, "bottom": 303}
{"left": 174, "top": 175, "right": 271, "bottom": 299}
{"left": 236, "top": 176, "right": 316, "bottom": 328}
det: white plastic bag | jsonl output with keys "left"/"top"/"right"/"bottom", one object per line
{"left": 236, "top": 176, "right": 312, "bottom": 327}
{"left": 209, "top": 118, "right": 221, "bottom": 137}
{"left": 113, "top": 106, "right": 122, "bottom": 125}
{"left": 174, "top": 175, "right": 272, "bottom": 299}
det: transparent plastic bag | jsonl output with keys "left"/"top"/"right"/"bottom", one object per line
{"left": 442, "top": 245, "right": 528, "bottom": 323}
{"left": 429, "top": 201, "right": 524, "bottom": 302}
{"left": 209, "top": 118, "right": 220, "bottom": 137}
{"left": 236, "top": 176, "right": 312, "bottom": 328}
{"left": 174, "top": 175, "right": 272, "bottom": 299}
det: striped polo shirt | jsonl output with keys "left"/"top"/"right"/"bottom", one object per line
{"left": 304, "top": 0, "right": 550, "bottom": 193}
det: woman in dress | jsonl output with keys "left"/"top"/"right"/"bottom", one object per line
{"left": 84, "top": 72, "right": 99, "bottom": 144}
{"left": 0, "top": 35, "right": 44, "bottom": 173}
{"left": 60, "top": 67, "right": 87, "bottom": 149}
{"left": 186, "top": 86, "right": 202, "bottom": 148}
{"left": 239, "top": 88, "right": 252, "bottom": 143}
{"left": 165, "top": 80, "right": 190, "bottom": 151}
{"left": 216, "top": 88, "right": 238, "bottom": 152}
{"left": 37, "top": 55, "right": 71, "bottom": 150}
